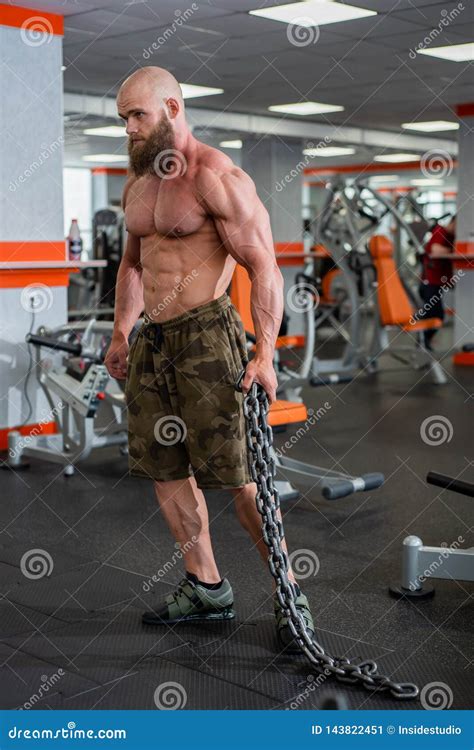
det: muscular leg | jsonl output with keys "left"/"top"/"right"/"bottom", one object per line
{"left": 154, "top": 476, "right": 221, "bottom": 583}
{"left": 230, "top": 482, "right": 296, "bottom": 585}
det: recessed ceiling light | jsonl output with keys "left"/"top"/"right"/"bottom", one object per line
{"left": 180, "top": 83, "right": 224, "bottom": 99}
{"left": 374, "top": 154, "right": 420, "bottom": 163}
{"left": 417, "top": 42, "right": 474, "bottom": 62}
{"left": 269, "top": 102, "right": 344, "bottom": 115}
{"left": 370, "top": 175, "right": 400, "bottom": 182}
{"left": 411, "top": 178, "right": 443, "bottom": 186}
{"left": 249, "top": 1, "right": 376, "bottom": 26}
{"left": 83, "top": 126, "right": 127, "bottom": 137}
{"left": 402, "top": 120, "right": 460, "bottom": 132}
{"left": 219, "top": 140, "right": 242, "bottom": 149}
{"left": 303, "top": 146, "right": 355, "bottom": 157}
{"left": 82, "top": 154, "right": 127, "bottom": 163}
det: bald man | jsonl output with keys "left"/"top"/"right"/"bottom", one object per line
{"left": 105, "top": 67, "right": 314, "bottom": 651}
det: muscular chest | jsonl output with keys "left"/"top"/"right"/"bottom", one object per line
{"left": 125, "top": 176, "right": 206, "bottom": 238}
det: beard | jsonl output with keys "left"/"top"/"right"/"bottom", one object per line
{"left": 127, "top": 115, "right": 175, "bottom": 177}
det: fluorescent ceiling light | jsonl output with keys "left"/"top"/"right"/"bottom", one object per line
{"left": 84, "top": 126, "right": 127, "bottom": 137}
{"left": 402, "top": 120, "right": 459, "bottom": 132}
{"left": 219, "top": 140, "right": 242, "bottom": 149}
{"left": 411, "top": 178, "right": 443, "bottom": 186}
{"left": 370, "top": 175, "right": 399, "bottom": 182}
{"left": 303, "top": 146, "right": 355, "bottom": 157}
{"left": 417, "top": 42, "right": 474, "bottom": 62}
{"left": 269, "top": 101, "right": 344, "bottom": 115}
{"left": 82, "top": 154, "right": 127, "bottom": 163}
{"left": 249, "top": 1, "right": 376, "bottom": 26}
{"left": 180, "top": 83, "right": 224, "bottom": 99}
{"left": 374, "top": 153, "right": 420, "bottom": 163}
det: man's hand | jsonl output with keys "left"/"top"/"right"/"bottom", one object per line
{"left": 105, "top": 334, "right": 129, "bottom": 380}
{"left": 241, "top": 357, "right": 278, "bottom": 404}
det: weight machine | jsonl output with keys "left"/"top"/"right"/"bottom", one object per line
{"left": 389, "top": 472, "right": 474, "bottom": 599}
{"left": 68, "top": 206, "right": 126, "bottom": 320}
{"left": 301, "top": 180, "right": 447, "bottom": 384}
{"left": 6, "top": 319, "right": 128, "bottom": 476}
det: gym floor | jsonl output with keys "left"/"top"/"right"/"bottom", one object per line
{"left": 1, "top": 341, "right": 472, "bottom": 710}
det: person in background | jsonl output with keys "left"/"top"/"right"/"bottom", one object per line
{"left": 418, "top": 214, "right": 456, "bottom": 350}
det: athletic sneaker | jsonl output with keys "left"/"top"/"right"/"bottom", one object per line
{"left": 274, "top": 587, "right": 315, "bottom": 653}
{"left": 142, "top": 576, "right": 235, "bottom": 625}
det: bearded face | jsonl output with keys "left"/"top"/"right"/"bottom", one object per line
{"left": 127, "top": 113, "right": 175, "bottom": 177}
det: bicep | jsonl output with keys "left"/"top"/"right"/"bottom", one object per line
{"left": 199, "top": 167, "right": 277, "bottom": 274}
{"left": 215, "top": 206, "right": 277, "bottom": 276}
{"left": 121, "top": 177, "right": 141, "bottom": 267}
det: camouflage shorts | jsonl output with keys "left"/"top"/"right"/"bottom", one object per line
{"left": 125, "top": 292, "right": 253, "bottom": 489}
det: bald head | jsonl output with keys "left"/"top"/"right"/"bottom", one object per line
{"left": 119, "top": 66, "right": 184, "bottom": 108}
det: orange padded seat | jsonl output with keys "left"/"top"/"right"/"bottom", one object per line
{"left": 230, "top": 263, "right": 254, "bottom": 335}
{"left": 267, "top": 399, "right": 308, "bottom": 427}
{"left": 368, "top": 235, "right": 442, "bottom": 331}
{"left": 230, "top": 264, "right": 306, "bottom": 351}
{"left": 230, "top": 264, "right": 310, "bottom": 425}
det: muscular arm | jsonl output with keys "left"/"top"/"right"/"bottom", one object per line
{"left": 105, "top": 179, "right": 144, "bottom": 380}
{"left": 195, "top": 165, "right": 284, "bottom": 401}
{"left": 113, "top": 177, "right": 144, "bottom": 341}
{"left": 113, "top": 231, "right": 144, "bottom": 339}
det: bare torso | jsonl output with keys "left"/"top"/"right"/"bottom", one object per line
{"left": 124, "top": 144, "right": 237, "bottom": 321}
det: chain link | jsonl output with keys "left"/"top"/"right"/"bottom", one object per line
{"left": 239, "top": 376, "right": 419, "bottom": 701}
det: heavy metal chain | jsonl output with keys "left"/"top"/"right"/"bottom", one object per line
{"left": 238, "top": 375, "right": 419, "bottom": 701}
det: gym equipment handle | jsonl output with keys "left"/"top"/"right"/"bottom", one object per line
{"left": 426, "top": 472, "right": 474, "bottom": 498}
{"left": 322, "top": 472, "right": 385, "bottom": 500}
{"left": 26, "top": 333, "right": 82, "bottom": 356}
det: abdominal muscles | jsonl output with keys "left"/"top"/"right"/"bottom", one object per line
{"left": 140, "top": 218, "right": 236, "bottom": 321}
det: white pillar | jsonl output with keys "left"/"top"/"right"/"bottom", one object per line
{"left": 0, "top": 4, "right": 66, "bottom": 446}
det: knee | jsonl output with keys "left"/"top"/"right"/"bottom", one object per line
{"left": 153, "top": 477, "right": 191, "bottom": 506}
